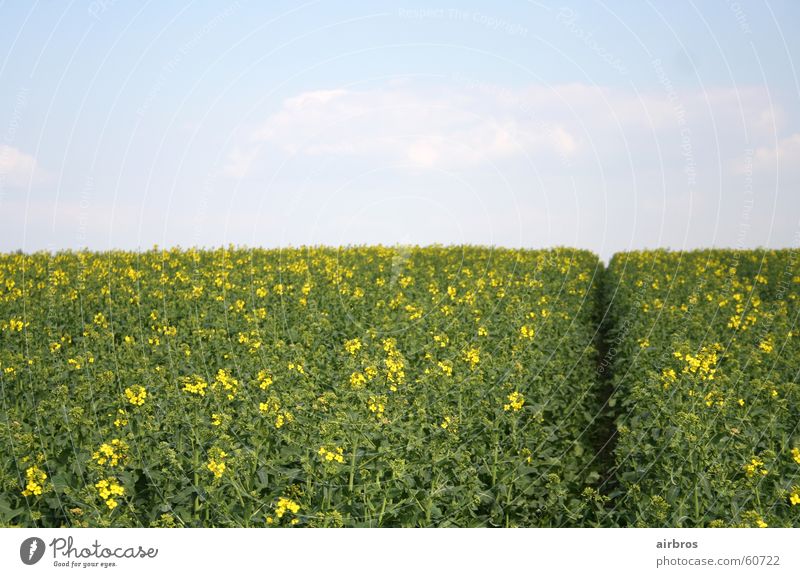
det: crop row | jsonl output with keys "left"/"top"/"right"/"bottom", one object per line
{"left": 606, "top": 249, "right": 800, "bottom": 527}
{"left": 0, "top": 246, "right": 605, "bottom": 527}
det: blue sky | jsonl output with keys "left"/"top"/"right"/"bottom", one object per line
{"left": 1, "top": 0, "right": 799, "bottom": 260}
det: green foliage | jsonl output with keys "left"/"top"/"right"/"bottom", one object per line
{"left": 607, "top": 249, "right": 800, "bottom": 527}
{"left": 5, "top": 246, "right": 797, "bottom": 527}
{"left": 0, "top": 246, "right": 605, "bottom": 527}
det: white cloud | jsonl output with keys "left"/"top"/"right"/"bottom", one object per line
{"left": 225, "top": 82, "right": 783, "bottom": 181}
{"left": 752, "top": 133, "right": 800, "bottom": 177}
{"left": 226, "top": 84, "right": 585, "bottom": 174}
{"left": 551, "top": 125, "right": 577, "bottom": 157}
{"left": 0, "top": 145, "right": 46, "bottom": 188}
{"left": 222, "top": 146, "right": 258, "bottom": 179}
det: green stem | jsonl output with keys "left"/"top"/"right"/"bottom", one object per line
{"left": 192, "top": 439, "right": 200, "bottom": 521}
{"left": 506, "top": 484, "right": 513, "bottom": 527}
{"left": 348, "top": 442, "right": 358, "bottom": 495}
{"left": 491, "top": 434, "right": 499, "bottom": 486}
{"left": 378, "top": 495, "right": 387, "bottom": 527}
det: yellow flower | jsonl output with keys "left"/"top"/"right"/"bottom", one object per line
{"left": 181, "top": 374, "right": 208, "bottom": 396}
{"left": 257, "top": 370, "right": 273, "bottom": 390}
{"left": 349, "top": 371, "right": 366, "bottom": 389}
{"left": 791, "top": 447, "right": 800, "bottom": 465}
{"left": 95, "top": 478, "right": 124, "bottom": 509}
{"left": 463, "top": 347, "right": 480, "bottom": 369}
{"left": 368, "top": 395, "right": 386, "bottom": 416}
{"left": 213, "top": 368, "right": 239, "bottom": 399}
{"left": 743, "top": 457, "right": 767, "bottom": 478}
{"left": 275, "top": 497, "right": 300, "bottom": 518}
{"left": 124, "top": 385, "right": 147, "bottom": 406}
{"left": 272, "top": 497, "right": 301, "bottom": 524}
{"left": 520, "top": 325, "right": 534, "bottom": 339}
{"left": 405, "top": 304, "right": 423, "bottom": 320}
{"left": 344, "top": 338, "right": 362, "bottom": 355}
{"left": 504, "top": 391, "right": 524, "bottom": 412}
{"left": 520, "top": 448, "right": 534, "bottom": 465}
{"left": 92, "top": 439, "right": 128, "bottom": 467}
{"left": 21, "top": 466, "right": 47, "bottom": 497}
{"left": 681, "top": 344, "right": 720, "bottom": 381}
{"left": 661, "top": 368, "right": 677, "bottom": 390}
{"left": 207, "top": 449, "right": 228, "bottom": 478}
{"left": 382, "top": 339, "right": 405, "bottom": 387}
{"left": 287, "top": 361, "right": 305, "bottom": 375}
{"left": 259, "top": 398, "right": 293, "bottom": 429}
{"left": 318, "top": 446, "right": 345, "bottom": 464}
{"left": 113, "top": 409, "right": 128, "bottom": 427}
{"left": 789, "top": 488, "right": 800, "bottom": 506}
{"left": 433, "top": 334, "right": 449, "bottom": 348}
